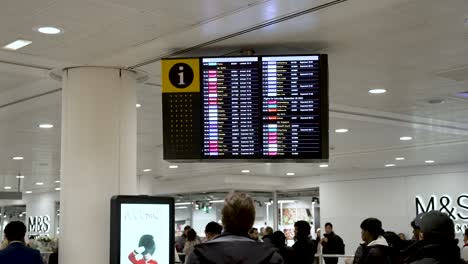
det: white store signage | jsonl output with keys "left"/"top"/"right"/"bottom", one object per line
{"left": 28, "top": 215, "right": 51, "bottom": 234}
{"left": 415, "top": 194, "right": 468, "bottom": 233}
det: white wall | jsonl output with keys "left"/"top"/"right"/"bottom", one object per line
{"left": 24, "top": 192, "right": 59, "bottom": 237}
{"left": 320, "top": 169, "right": 468, "bottom": 255}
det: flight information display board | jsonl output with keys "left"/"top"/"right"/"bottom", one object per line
{"left": 162, "top": 54, "right": 328, "bottom": 162}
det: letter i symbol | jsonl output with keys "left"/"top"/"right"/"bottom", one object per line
{"left": 178, "top": 66, "right": 185, "bottom": 85}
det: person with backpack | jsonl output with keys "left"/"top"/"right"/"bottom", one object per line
{"left": 353, "top": 218, "right": 393, "bottom": 264}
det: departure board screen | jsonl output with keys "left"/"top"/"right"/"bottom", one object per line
{"left": 201, "top": 57, "right": 261, "bottom": 158}
{"left": 162, "top": 54, "right": 328, "bottom": 162}
{"left": 261, "top": 56, "right": 321, "bottom": 159}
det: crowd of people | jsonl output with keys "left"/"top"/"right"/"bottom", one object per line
{"left": 176, "top": 191, "right": 468, "bottom": 264}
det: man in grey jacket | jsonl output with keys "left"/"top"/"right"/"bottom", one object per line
{"left": 186, "top": 192, "right": 284, "bottom": 264}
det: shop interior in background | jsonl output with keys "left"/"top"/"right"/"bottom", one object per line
{"left": 172, "top": 188, "right": 319, "bottom": 245}
{"left": 0, "top": 205, "right": 27, "bottom": 241}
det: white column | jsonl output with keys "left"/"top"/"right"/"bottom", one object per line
{"left": 58, "top": 67, "right": 139, "bottom": 264}
{"left": 138, "top": 175, "right": 154, "bottom": 195}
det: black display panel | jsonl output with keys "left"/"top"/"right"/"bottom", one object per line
{"left": 261, "top": 55, "right": 322, "bottom": 159}
{"left": 162, "top": 54, "right": 328, "bottom": 162}
{"left": 201, "top": 57, "right": 261, "bottom": 159}
{"left": 110, "top": 196, "right": 175, "bottom": 264}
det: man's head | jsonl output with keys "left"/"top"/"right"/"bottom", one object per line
{"left": 360, "top": 218, "right": 384, "bottom": 244}
{"left": 464, "top": 228, "right": 468, "bottom": 243}
{"left": 294, "top": 220, "right": 311, "bottom": 240}
{"left": 221, "top": 192, "right": 255, "bottom": 235}
{"left": 419, "top": 211, "right": 454, "bottom": 243}
{"left": 264, "top": 226, "right": 273, "bottom": 237}
{"left": 271, "top": 231, "right": 287, "bottom": 247}
{"left": 205, "top": 221, "right": 223, "bottom": 241}
{"left": 411, "top": 213, "right": 424, "bottom": 240}
{"left": 248, "top": 228, "right": 259, "bottom": 241}
{"left": 4, "top": 221, "right": 26, "bottom": 243}
{"left": 183, "top": 225, "right": 192, "bottom": 237}
{"left": 138, "top": 234, "right": 156, "bottom": 260}
{"left": 325, "top": 222, "right": 333, "bottom": 234}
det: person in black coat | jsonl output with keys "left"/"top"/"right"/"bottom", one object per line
{"left": 292, "top": 221, "right": 317, "bottom": 264}
{"left": 271, "top": 231, "right": 297, "bottom": 264}
{"left": 408, "top": 211, "right": 465, "bottom": 264}
{"left": 320, "top": 223, "right": 345, "bottom": 264}
{"left": 353, "top": 218, "right": 393, "bottom": 264}
{"left": 0, "top": 221, "right": 43, "bottom": 264}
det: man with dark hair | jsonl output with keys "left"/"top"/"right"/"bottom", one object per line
{"left": 249, "top": 227, "right": 260, "bottom": 242}
{"left": 320, "top": 222, "right": 345, "bottom": 264}
{"left": 186, "top": 191, "right": 283, "bottom": 264}
{"left": 0, "top": 221, "right": 43, "bottom": 264}
{"left": 402, "top": 213, "right": 428, "bottom": 263}
{"left": 205, "top": 221, "right": 223, "bottom": 241}
{"left": 353, "top": 218, "right": 391, "bottom": 264}
{"left": 271, "top": 231, "right": 297, "bottom": 264}
{"left": 293, "top": 220, "right": 317, "bottom": 264}
{"left": 409, "top": 211, "right": 465, "bottom": 264}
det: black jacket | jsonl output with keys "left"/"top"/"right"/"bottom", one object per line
{"left": 322, "top": 232, "right": 345, "bottom": 255}
{"left": 186, "top": 233, "right": 284, "bottom": 264}
{"left": 353, "top": 241, "right": 393, "bottom": 264}
{"left": 274, "top": 246, "right": 297, "bottom": 264}
{"left": 409, "top": 240, "right": 465, "bottom": 264}
{"left": 292, "top": 238, "right": 318, "bottom": 264}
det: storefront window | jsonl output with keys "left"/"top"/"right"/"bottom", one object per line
{"left": 0, "top": 205, "right": 27, "bottom": 241}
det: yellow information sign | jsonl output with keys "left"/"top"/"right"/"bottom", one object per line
{"left": 162, "top": 59, "right": 200, "bottom": 93}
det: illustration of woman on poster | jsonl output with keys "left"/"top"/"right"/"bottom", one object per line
{"left": 128, "top": 234, "right": 158, "bottom": 264}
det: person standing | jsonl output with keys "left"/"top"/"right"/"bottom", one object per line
{"left": 176, "top": 225, "right": 191, "bottom": 252}
{"left": 409, "top": 211, "right": 465, "bottom": 264}
{"left": 462, "top": 228, "right": 468, "bottom": 263}
{"left": 320, "top": 222, "right": 345, "bottom": 264}
{"left": 204, "top": 221, "right": 223, "bottom": 241}
{"left": 185, "top": 191, "right": 283, "bottom": 264}
{"left": 352, "top": 218, "right": 391, "bottom": 264}
{"left": 183, "top": 229, "right": 201, "bottom": 257}
{"left": 0, "top": 221, "right": 44, "bottom": 264}
{"left": 263, "top": 226, "right": 274, "bottom": 245}
{"left": 292, "top": 220, "right": 317, "bottom": 264}
{"left": 271, "top": 231, "right": 297, "bottom": 264}
{"left": 249, "top": 228, "right": 260, "bottom": 242}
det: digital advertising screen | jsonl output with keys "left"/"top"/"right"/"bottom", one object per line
{"left": 162, "top": 54, "right": 328, "bottom": 162}
{"left": 110, "top": 196, "right": 175, "bottom": 264}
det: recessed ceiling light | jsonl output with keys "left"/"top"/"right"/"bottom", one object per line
{"left": 399, "top": 136, "right": 413, "bottom": 141}
{"left": 25, "top": 191, "right": 32, "bottom": 194}
{"left": 4, "top": 186, "right": 12, "bottom": 190}
{"left": 368, "top": 89, "right": 387, "bottom": 94}
{"left": 136, "top": 103, "right": 142, "bottom": 108}
{"left": 35, "top": 182, "right": 44, "bottom": 186}
{"left": 55, "top": 187, "right": 61, "bottom": 191}
{"left": 241, "top": 170, "right": 250, "bottom": 173}
{"left": 425, "top": 160, "right": 435, "bottom": 164}
{"left": 37, "top": 26, "right": 63, "bottom": 35}
{"left": 39, "top": 124, "right": 54, "bottom": 129}
{"left": 12, "top": 156, "right": 24, "bottom": 160}
{"left": 3, "top": 39, "right": 32, "bottom": 50}
{"left": 16, "top": 175, "right": 25, "bottom": 179}
{"left": 143, "top": 169, "right": 152, "bottom": 172}
{"left": 169, "top": 165, "right": 178, "bottom": 169}
{"left": 286, "top": 172, "right": 295, "bottom": 176}
{"left": 55, "top": 180, "right": 61, "bottom": 183}
{"left": 395, "top": 157, "right": 405, "bottom": 161}
{"left": 385, "top": 164, "right": 396, "bottom": 167}
{"left": 335, "top": 128, "right": 349, "bottom": 133}
{"left": 319, "top": 164, "right": 329, "bottom": 168}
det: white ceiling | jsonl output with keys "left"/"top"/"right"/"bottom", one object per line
{"left": 0, "top": 0, "right": 468, "bottom": 193}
